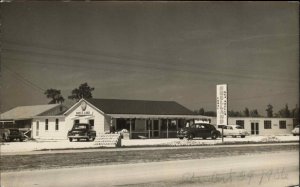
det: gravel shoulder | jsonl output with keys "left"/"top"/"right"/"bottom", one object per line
{"left": 1, "top": 144, "right": 298, "bottom": 172}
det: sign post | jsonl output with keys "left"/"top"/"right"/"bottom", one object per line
{"left": 216, "top": 84, "right": 228, "bottom": 143}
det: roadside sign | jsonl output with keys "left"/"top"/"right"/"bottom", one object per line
{"left": 216, "top": 84, "right": 228, "bottom": 126}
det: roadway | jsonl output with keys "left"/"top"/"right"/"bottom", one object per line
{"left": 1, "top": 150, "right": 299, "bottom": 187}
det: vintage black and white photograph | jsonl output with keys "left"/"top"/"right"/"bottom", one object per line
{"left": 0, "top": 1, "right": 299, "bottom": 187}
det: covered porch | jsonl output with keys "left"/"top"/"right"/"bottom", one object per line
{"left": 109, "top": 114, "right": 212, "bottom": 139}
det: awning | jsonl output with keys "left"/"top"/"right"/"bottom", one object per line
{"left": 108, "top": 114, "right": 212, "bottom": 120}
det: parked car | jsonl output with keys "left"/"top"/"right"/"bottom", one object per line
{"left": 217, "top": 125, "right": 248, "bottom": 138}
{"left": 67, "top": 123, "right": 96, "bottom": 142}
{"left": 291, "top": 125, "right": 299, "bottom": 136}
{"left": 177, "top": 123, "right": 221, "bottom": 140}
{"left": 1, "top": 128, "right": 27, "bottom": 142}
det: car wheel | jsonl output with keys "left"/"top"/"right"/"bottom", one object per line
{"left": 69, "top": 138, "right": 73, "bottom": 142}
{"left": 211, "top": 133, "right": 217, "bottom": 140}
{"left": 19, "top": 138, "right": 24, "bottom": 142}
{"left": 293, "top": 134, "right": 296, "bottom": 136}
{"left": 202, "top": 137, "right": 207, "bottom": 140}
{"left": 188, "top": 134, "right": 194, "bottom": 140}
{"left": 179, "top": 137, "right": 184, "bottom": 140}
{"left": 86, "top": 138, "right": 89, "bottom": 142}
{"left": 232, "top": 135, "right": 237, "bottom": 138}
{"left": 92, "top": 138, "right": 95, "bottom": 141}
{"left": 241, "top": 135, "right": 245, "bottom": 138}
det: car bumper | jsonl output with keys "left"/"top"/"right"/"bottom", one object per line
{"left": 68, "top": 135, "right": 90, "bottom": 139}
{"left": 177, "top": 134, "right": 187, "bottom": 138}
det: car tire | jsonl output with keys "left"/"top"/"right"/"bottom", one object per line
{"left": 232, "top": 135, "right": 237, "bottom": 138}
{"left": 69, "top": 138, "right": 73, "bottom": 142}
{"left": 86, "top": 138, "right": 89, "bottom": 142}
{"left": 20, "top": 138, "right": 24, "bottom": 142}
{"left": 241, "top": 135, "right": 245, "bottom": 138}
{"left": 202, "top": 137, "right": 207, "bottom": 140}
{"left": 188, "top": 134, "right": 194, "bottom": 140}
{"left": 211, "top": 133, "right": 217, "bottom": 140}
{"left": 179, "top": 137, "right": 184, "bottom": 140}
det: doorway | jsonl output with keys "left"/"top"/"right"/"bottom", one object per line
{"left": 251, "top": 122, "right": 259, "bottom": 135}
{"left": 146, "top": 120, "right": 160, "bottom": 138}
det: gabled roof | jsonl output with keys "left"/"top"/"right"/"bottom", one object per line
{"left": 0, "top": 104, "right": 61, "bottom": 120}
{"left": 85, "top": 98, "right": 194, "bottom": 115}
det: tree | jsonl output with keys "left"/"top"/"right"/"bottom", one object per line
{"left": 278, "top": 104, "right": 291, "bottom": 118}
{"left": 199, "top": 108, "right": 205, "bottom": 115}
{"left": 291, "top": 105, "right": 299, "bottom": 126}
{"left": 250, "top": 109, "right": 260, "bottom": 117}
{"left": 203, "top": 111, "right": 216, "bottom": 117}
{"left": 243, "top": 107, "right": 250, "bottom": 117}
{"left": 265, "top": 104, "right": 273, "bottom": 117}
{"left": 68, "top": 82, "right": 95, "bottom": 101}
{"left": 44, "top": 89, "right": 65, "bottom": 104}
{"left": 228, "top": 110, "right": 243, "bottom": 117}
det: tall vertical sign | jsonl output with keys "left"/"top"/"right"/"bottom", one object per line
{"left": 216, "top": 84, "right": 228, "bottom": 126}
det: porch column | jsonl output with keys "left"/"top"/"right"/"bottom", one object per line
{"left": 167, "top": 119, "right": 169, "bottom": 139}
{"left": 129, "top": 119, "right": 132, "bottom": 139}
{"left": 110, "top": 118, "right": 113, "bottom": 134}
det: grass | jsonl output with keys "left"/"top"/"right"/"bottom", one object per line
{"left": 1, "top": 144, "right": 298, "bottom": 172}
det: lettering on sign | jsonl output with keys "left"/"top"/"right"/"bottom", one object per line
{"left": 217, "top": 84, "right": 228, "bottom": 125}
{"left": 75, "top": 111, "right": 93, "bottom": 116}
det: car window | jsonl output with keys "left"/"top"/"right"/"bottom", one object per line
{"left": 228, "top": 126, "right": 233, "bottom": 130}
{"left": 201, "top": 124, "right": 207, "bottom": 129}
{"left": 73, "top": 125, "right": 87, "bottom": 129}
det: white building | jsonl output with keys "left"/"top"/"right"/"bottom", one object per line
{"left": 211, "top": 117, "right": 295, "bottom": 136}
{"left": 1, "top": 98, "right": 297, "bottom": 140}
{"left": 33, "top": 98, "right": 211, "bottom": 140}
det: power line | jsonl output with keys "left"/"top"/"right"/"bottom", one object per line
{"left": 3, "top": 41, "right": 298, "bottom": 83}
{"left": 2, "top": 65, "right": 45, "bottom": 93}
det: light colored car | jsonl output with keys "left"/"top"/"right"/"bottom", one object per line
{"left": 291, "top": 125, "right": 299, "bottom": 136}
{"left": 217, "top": 125, "right": 248, "bottom": 138}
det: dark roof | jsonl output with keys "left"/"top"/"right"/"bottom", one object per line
{"left": 86, "top": 99, "right": 194, "bottom": 115}
{"left": 38, "top": 105, "right": 69, "bottom": 116}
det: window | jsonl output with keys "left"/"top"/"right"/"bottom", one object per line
{"left": 36, "top": 121, "right": 39, "bottom": 136}
{"left": 55, "top": 119, "right": 59, "bottom": 130}
{"left": 146, "top": 120, "right": 152, "bottom": 130}
{"left": 89, "top": 120, "right": 95, "bottom": 130}
{"left": 236, "top": 120, "right": 245, "bottom": 129}
{"left": 45, "top": 119, "right": 49, "bottom": 131}
{"left": 264, "top": 120, "right": 272, "bottom": 129}
{"left": 279, "top": 121, "right": 286, "bottom": 129}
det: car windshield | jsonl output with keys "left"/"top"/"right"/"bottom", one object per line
{"left": 235, "top": 125, "right": 243, "bottom": 129}
{"left": 73, "top": 124, "right": 88, "bottom": 130}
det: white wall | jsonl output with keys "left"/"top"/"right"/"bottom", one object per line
{"left": 32, "top": 117, "right": 66, "bottom": 140}
{"left": 211, "top": 117, "right": 294, "bottom": 135}
{"left": 64, "top": 101, "right": 106, "bottom": 137}
{"left": 32, "top": 101, "right": 108, "bottom": 140}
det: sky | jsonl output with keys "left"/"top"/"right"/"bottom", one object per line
{"left": 0, "top": 1, "right": 299, "bottom": 115}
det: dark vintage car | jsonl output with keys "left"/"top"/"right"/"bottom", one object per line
{"left": 177, "top": 123, "right": 221, "bottom": 140}
{"left": 1, "top": 128, "right": 27, "bottom": 142}
{"left": 67, "top": 123, "right": 96, "bottom": 142}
